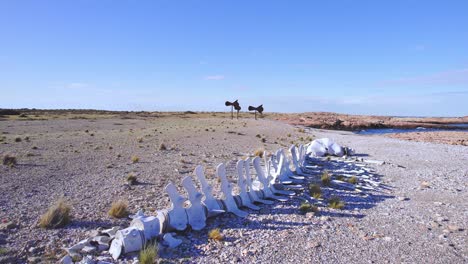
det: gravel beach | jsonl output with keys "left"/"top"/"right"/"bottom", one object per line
{"left": 0, "top": 115, "right": 466, "bottom": 263}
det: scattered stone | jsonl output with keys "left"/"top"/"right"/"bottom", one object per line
{"left": 61, "top": 255, "right": 73, "bottom": 264}
{"left": 27, "top": 257, "right": 41, "bottom": 264}
{"left": 0, "top": 222, "right": 16, "bottom": 230}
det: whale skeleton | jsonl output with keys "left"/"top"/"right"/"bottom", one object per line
{"left": 65, "top": 142, "right": 376, "bottom": 261}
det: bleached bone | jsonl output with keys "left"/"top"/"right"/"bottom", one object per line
{"left": 236, "top": 160, "right": 261, "bottom": 210}
{"left": 131, "top": 215, "right": 161, "bottom": 241}
{"left": 182, "top": 176, "right": 207, "bottom": 230}
{"left": 244, "top": 158, "right": 274, "bottom": 205}
{"left": 216, "top": 163, "right": 248, "bottom": 217}
{"left": 110, "top": 226, "right": 145, "bottom": 260}
{"left": 194, "top": 165, "right": 225, "bottom": 217}
{"left": 252, "top": 156, "right": 289, "bottom": 201}
{"left": 163, "top": 233, "right": 183, "bottom": 248}
{"left": 129, "top": 210, "right": 145, "bottom": 219}
{"left": 265, "top": 156, "right": 296, "bottom": 196}
{"left": 272, "top": 151, "right": 303, "bottom": 189}
{"left": 165, "top": 183, "right": 189, "bottom": 231}
{"left": 289, "top": 145, "right": 311, "bottom": 176}
{"left": 279, "top": 148, "right": 305, "bottom": 180}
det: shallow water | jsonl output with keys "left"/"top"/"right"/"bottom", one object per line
{"left": 356, "top": 123, "right": 468, "bottom": 135}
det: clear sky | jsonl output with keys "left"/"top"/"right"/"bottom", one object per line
{"left": 1, "top": 0, "right": 467, "bottom": 116}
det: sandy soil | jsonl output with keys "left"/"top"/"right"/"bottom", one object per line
{"left": 387, "top": 131, "right": 468, "bottom": 146}
{"left": 275, "top": 112, "right": 468, "bottom": 130}
{"left": 0, "top": 114, "right": 467, "bottom": 263}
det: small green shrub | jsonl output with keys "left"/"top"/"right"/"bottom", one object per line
{"left": 254, "top": 148, "right": 264, "bottom": 158}
{"left": 321, "top": 171, "right": 331, "bottom": 186}
{"left": 131, "top": 156, "right": 139, "bottom": 163}
{"left": 2, "top": 154, "right": 17, "bottom": 167}
{"left": 299, "top": 201, "right": 319, "bottom": 214}
{"left": 328, "top": 196, "right": 345, "bottom": 209}
{"left": 139, "top": 243, "right": 157, "bottom": 264}
{"left": 348, "top": 176, "right": 358, "bottom": 184}
{"left": 308, "top": 184, "right": 322, "bottom": 199}
{"left": 208, "top": 228, "right": 223, "bottom": 241}
{"left": 127, "top": 173, "right": 138, "bottom": 185}
{"left": 39, "top": 199, "right": 71, "bottom": 228}
{"left": 108, "top": 200, "right": 129, "bottom": 218}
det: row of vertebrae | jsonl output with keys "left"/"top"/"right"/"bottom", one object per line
{"left": 110, "top": 144, "right": 309, "bottom": 260}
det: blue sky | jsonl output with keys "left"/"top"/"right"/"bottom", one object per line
{"left": 1, "top": 1, "right": 467, "bottom": 116}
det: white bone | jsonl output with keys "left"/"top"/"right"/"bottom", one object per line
{"left": 265, "top": 156, "right": 296, "bottom": 196}
{"left": 236, "top": 160, "right": 261, "bottom": 210}
{"left": 216, "top": 163, "right": 248, "bottom": 217}
{"left": 181, "top": 176, "right": 207, "bottom": 230}
{"left": 110, "top": 226, "right": 145, "bottom": 260}
{"left": 290, "top": 145, "right": 312, "bottom": 176}
{"left": 165, "top": 183, "right": 189, "bottom": 231}
{"left": 246, "top": 157, "right": 274, "bottom": 204}
{"left": 252, "top": 157, "right": 289, "bottom": 201}
{"left": 129, "top": 209, "right": 145, "bottom": 219}
{"left": 130, "top": 215, "right": 161, "bottom": 241}
{"left": 279, "top": 148, "right": 305, "bottom": 180}
{"left": 194, "top": 165, "right": 224, "bottom": 217}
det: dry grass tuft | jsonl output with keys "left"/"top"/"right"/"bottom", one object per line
{"left": 297, "top": 128, "right": 305, "bottom": 133}
{"left": 127, "top": 173, "right": 138, "bottom": 185}
{"left": 14, "top": 137, "right": 22, "bottom": 142}
{"left": 256, "top": 134, "right": 262, "bottom": 138}
{"left": 253, "top": 148, "right": 265, "bottom": 158}
{"left": 208, "top": 228, "right": 224, "bottom": 241}
{"left": 308, "top": 184, "right": 322, "bottom": 199}
{"left": 261, "top": 137, "right": 267, "bottom": 143}
{"left": 108, "top": 200, "right": 129, "bottom": 218}
{"left": 139, "top": 243, "right": 158, "bottom": 264}
{"left": 137, "top": 137, "right": 144, "bottom": 143}
{"left": 348, "top": 176, "right": 358, "bottom": 184}
{"left": 159, "top": 143, "right": 167, "bottom": 151}
{"left": 321, "top": 171, "right": 331, "bottom": 186}
{"left": 131, "top": 156, "right": 140, "bottom": 163}
{"left": 328, "top": 196, "right": 345, "bottom": 209}
{"left": 299, "top": 201, "right": 319, "bottom": 214}
{"left": 39, "top": 199, "right": 71, "bottom": 229}
{"left": 2, "top": 154, "right": 17, "bottom": 167}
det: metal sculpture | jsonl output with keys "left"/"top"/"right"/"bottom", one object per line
{"left": 225, "top": 100, "right": 241, "bottom": 119}
{"left": 248, "top": 104, "right": 263, "bottom": 120}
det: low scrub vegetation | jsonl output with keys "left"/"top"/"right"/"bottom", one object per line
{"left": 2, "top": 154, "right": 17, "bottom": 167}
{"left": 348, "top": 176, "right": 358, "bottom": 184}
{"left": 131, "top": 156, "right": 140, "bottom": 163}
{"left": 159, "top": 143, "right": 167, "bottom": 150}
{"left": 108, "top": 200, "right": 129, "bottom": 218}
{"left": 321, "top": 171, "right": 331, "bottom": 186}
{"left": 328, "top": 196, "right": 345, "bottom": 209}
{"left": 39, "top": 199, "right": 71, "bottom": 229}
{"left": 299, "top": 201, "right": 319, "bottom": 214}
{"left": 308, "top": 184, "right": 322, "bottom": 199}
{"left": 208, "top": 228, "right": 224, "bottom": 241}
{"left": 139, "top": 243, "right": 157, "bottom": 264}
{"left": 127, "top": 173, "right": 138, "bottom": 185}
{"left": 254, "top": 148, "right": 264, "bottom": 158}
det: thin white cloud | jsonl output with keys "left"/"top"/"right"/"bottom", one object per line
{"left": 204, "top": 75, "right": 225, "bottom": 80}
